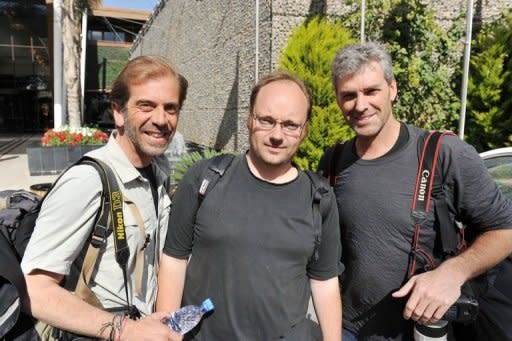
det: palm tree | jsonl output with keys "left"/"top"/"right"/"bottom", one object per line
{"left": 61, "top": 0, "right": 99, "bottom": 128}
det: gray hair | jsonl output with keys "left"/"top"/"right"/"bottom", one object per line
{"left": 331, "top": 42, "right": 394, "bottom": 89}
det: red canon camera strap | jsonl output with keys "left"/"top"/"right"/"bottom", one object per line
{"left": 408, "top": 131, "right": 454, "bottom": 278}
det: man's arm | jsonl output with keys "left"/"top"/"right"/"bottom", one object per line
{"left": 393, "top": 228, "right": 512, "bottom": 324}
{"left": 155, "top": 254, "right": 188, "bottom": 341}
{"left": 25, "top": 270, "right": 173, "bottom": 341}
{"left": 156, "top": 254, "right": 188, "bottom": 313}
{"left": 310, "top": 277, "right": 342, "bottom": 341}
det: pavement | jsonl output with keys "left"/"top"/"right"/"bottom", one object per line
{"left": 0, "top": 133, "right": 58, "bottom": 192}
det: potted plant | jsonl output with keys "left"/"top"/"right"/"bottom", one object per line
{"left": 27, "top": 126, "right": 109, "bottom": 175}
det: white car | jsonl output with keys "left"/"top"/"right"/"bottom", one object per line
{"left": 480, "top": 147, "right": 512, "bottom": 199}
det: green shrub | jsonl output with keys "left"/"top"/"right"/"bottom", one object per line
{"left": 170, "top": 148, "right": 225, "bottom": 184}
{"left": 294, "top": 103, "right": 354, "bottom": 170}
{"left": 466, "top": 10, "right": 512, "bottom": 151}
{"left": 278, "top": 1, "right": 465, "bottom": 169}
{"left": 279, "top": 16, "right": 355, "bottom": 170}
{"left": 342, "top": 0, "right": 463, "bottom": 131}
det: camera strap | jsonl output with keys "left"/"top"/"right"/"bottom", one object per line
{"left": 325, "top": 142, "right": 346, "bottom": 187}
{"left": 408, "top": 130, "right": 460, "bottom": 279}
{"left": 99, "top": 160, "right": 136, "bottom": 314}
{"left": 79, "top": 157, "right": 138, "bottom": 317}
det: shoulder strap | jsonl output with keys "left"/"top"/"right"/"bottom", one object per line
{"left": 425, "top": 133, "right": 466, "bottom": 257}
{"left": 305, "top": 171, "right": 330, "bottom": 262}
{"left": 72, "top": 157, "right": 137, "bottom": 315}
{"left": 125, "top": 199, "right": 147, "bottom": 296}
{"left": 70, "top": 157, "right": 115, "bottom": 309}
{"left": 79, "top": 156, "right": 128, "bottom": 269}
{"left": 408, "top": 130, "right": 459, "bottom": 278}
{"left": 198, "top": 154, "right": 236, "bottom": 205}
{"left": 324, "top": 142, "right": 346, "bottom": 187}
{"left": 411, "top": 131, "right": 444, "bottom": 216}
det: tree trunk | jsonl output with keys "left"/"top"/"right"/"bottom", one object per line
{"left": 62, "top": 0, "right": 82, "bottom": 128}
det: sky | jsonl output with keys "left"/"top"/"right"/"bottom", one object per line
{"left": 102, "top": 0, "right": 159, "bottom": 11}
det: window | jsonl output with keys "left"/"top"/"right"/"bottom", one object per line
{"left": 481, "top": 148, "right": 512, "bottom": 199}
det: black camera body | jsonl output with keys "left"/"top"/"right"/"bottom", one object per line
{"left": 442, "top": 286, "right": 479, "bottom": 322}
{"left": 442, "top": 294, "right": 479, "bottom": 322}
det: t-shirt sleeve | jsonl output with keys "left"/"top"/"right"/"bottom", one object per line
{"left": 163, "top": 159, "right": 208, "bottom": 259}
{"left": 21, "top": 165, "right": 103, "bottom": 275}
{"left": 307, "top": 189, "right": 344, "bottom": 280}
{"left": 442, "top": 136, "right": 512, "bottom": 233}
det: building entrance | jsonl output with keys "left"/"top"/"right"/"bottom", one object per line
{"left": 0, "top": 0, "right": 50, "bottom": 132}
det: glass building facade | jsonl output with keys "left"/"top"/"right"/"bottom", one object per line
{"left": 0, "top": 1, "right": 148, "bottom": 133}
{"left": 0, "top": 0, "right": 51, "bottom": 132}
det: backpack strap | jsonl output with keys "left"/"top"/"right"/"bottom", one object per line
{"left": 434, "top": 184, "right": 466, "bottom": 258}
{"left": 408, "top": 130, "right": 458, "bottom": 278}
{"left": 305, "top": 171, "right": 330, "bottom": 262}
{"left": 322, "top": 142, "right": 346, "bottom": 187}
{"left": 125, "top": 200, "right": 147, "bottom": 296}
{"left": 198, "top": 154, "right": 236, "bottom": 205}
{"left": 72, "top": 157, "right": 115, "bottom": 309}
{"left": 69, "top": 158, "right": 110, "bottom": 309}
{"left": 427, "top": 131, "right": 465, "bottom": 256}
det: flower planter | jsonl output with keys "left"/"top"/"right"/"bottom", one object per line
{"left": 27, "top": 144, "right": 103, "bottom": 176}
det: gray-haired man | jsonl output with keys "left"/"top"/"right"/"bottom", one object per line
{"left": 320, "top": 42, "right": 512, "bottom": 340}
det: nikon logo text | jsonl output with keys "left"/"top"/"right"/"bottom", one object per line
{"left": 418, "top": 170, "right": 430, "bottom": 201}
{"left": 111, "top": 191, "right": 125, "bottom": 240}
{"left": 116, "top": 211, "right": 125, "bottom": 240}
{"left": 112, "top": 191, "right": 122, "bottom": 210}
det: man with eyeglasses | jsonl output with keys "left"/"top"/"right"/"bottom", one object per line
{"left": 158, "top": 71, "right": 343, "bottom": 340}
{"left": 22, "top": 56, "right": 186, "bottom": 340}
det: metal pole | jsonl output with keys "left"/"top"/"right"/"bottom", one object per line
{"left": 53, "top": 0, "right": 64, "bottom": 128}
{"left": 255, "top": 0, "right": 259, "bottom": 81}
{"left": 80, "top": 9, "right": 88, "bottom": 125}
{"left": 361, "top": 0, "right": 366, "bottom": 43}
{"left": 458, "top": 0, "right": 474, "bottom": 140}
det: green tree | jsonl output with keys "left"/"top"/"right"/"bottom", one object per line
{"left": 466, "top": 10, "right": 512, "bottom": 151}
{"left": 343, "top": 0, "right": 463, "bottom": 131}
{"left": 279, "top": 17, "right": 355, "bottom": 170}
{"left": 278, "top": 1, "right": 464, "bottom": 169}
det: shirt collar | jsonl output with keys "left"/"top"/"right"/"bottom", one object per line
{"left": 104, "top": 131, "right": 144, "bottom": 184}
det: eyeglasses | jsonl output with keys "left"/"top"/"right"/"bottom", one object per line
{"left": 251, "top": 113, "right": 306, "bottom": 137}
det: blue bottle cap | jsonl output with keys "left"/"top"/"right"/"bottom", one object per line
{"left": 201, "top": 298, "right": 214, "bottom": 313}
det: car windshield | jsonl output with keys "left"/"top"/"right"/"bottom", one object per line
{"left": 483, "top": 154, "right": 512, "bottom": 199}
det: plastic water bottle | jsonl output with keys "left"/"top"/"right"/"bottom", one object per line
{"left": 163, "top": 298, "right": 215, "bottom": 334}
{"left": 413, "top": 321, "right": 448, "bottom": 341}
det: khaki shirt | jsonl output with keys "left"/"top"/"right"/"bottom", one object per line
{"left": 21, "top": 134, "right": 171, "bottom": 315}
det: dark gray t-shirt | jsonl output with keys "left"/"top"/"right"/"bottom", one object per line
{"left": 320, "top": 124, "right": 512, "bottom": 340}
{"left": 164, "top": 154, "right": 343, "bottom": 340}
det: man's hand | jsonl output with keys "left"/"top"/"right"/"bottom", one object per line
{"left": 392, "top": 266, "right": 464, "bottom": 325}
{"left": 121, "top": 312, "right": 182, "bottom": 341}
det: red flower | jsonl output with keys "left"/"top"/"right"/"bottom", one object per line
{"left": 41, "top": 127, "right": 108, "bottom": 147}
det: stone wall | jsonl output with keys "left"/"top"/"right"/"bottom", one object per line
{"left": 132, "top": 0, "right": 273, "bottom": 151}
{"left": 270, "top": 0, "right": 512, "bottom": 69}
{"left": 132, "top": 0, "right": 512, "bottom": 152}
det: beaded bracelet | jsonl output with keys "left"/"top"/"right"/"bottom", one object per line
{"left": 98, "top": 314, "right": 119, "bottom": 341}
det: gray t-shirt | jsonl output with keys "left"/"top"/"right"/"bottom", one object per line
{"left": 164, "top": 154, "right": 343, "bottom": 340}
{"left": 321, "top": 124, "right": 512, "bottom": 340}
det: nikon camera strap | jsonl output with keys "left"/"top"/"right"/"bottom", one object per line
{"left": 73, "top": 156, "right": 137, "bottom": 317}
{"left": 96, "top": 159, "right": 132, "bottom": 309}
